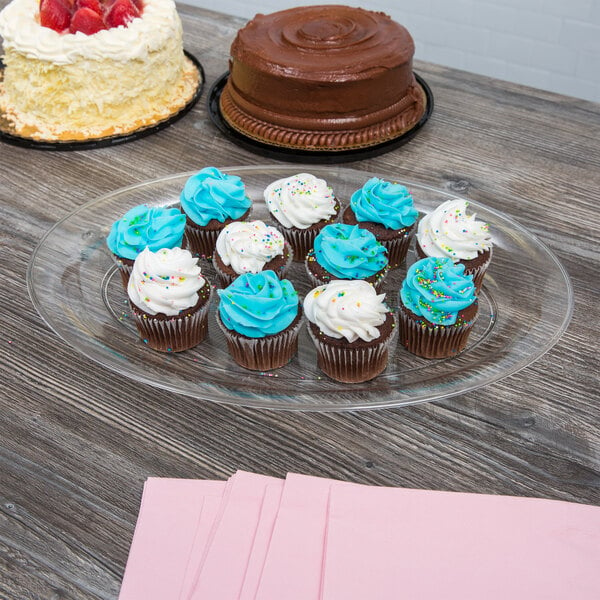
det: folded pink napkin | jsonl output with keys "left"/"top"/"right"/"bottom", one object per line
{"left": 238, "top": 480, "right": 284, "bottom": 600}
{"left": 254, "top": 473, "right": 337, "bottom": 600}
{"left": 118, "top": 478, "right": 225, "bottom": 600}
{"left": 119, "top": 473, "right": 600, "bottom": 600}
{"left": 188, "top": 471, "right": 283, "bottom": 600}
{"left": 322, "top": 483, "right": 600, "bottom": 599}
{"left": 178, "top": 488, "right": 231, "bottom": 599}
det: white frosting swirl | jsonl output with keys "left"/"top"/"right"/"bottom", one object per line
{"left": 215, "top": 220, "right": 285, "bottom": 274}
{"left": 264, "top": 173, "right": 337, "bottom": 229}
{"left": 0, "top": 0, "right": 181, "bottom": 64}
{"left": 303, "top": 280, "right": 388, "bottom": 343}
{"left": 417, "top": 199, "right": 492, "bottom": 261}
{"left": 127, "top": 247, "right": 206, "bottom": 316}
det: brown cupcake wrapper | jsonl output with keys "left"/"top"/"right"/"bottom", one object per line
{"left": 342, "top": 207, "right": 415, "bottom": 269}
{"left": 131, "top": 293, "right": 212, "bottom": 353}
{"left": 113, "top": 256, "right": 133, "bottom": 290}
{"left": 464, "top": 253, "right": 492, "bottom": 293}
{"left": 381, "top": 229, "right": 416, "bottom": 269}
{"left": 184, "top": 225, "right": 222, "bottom": 260}
{"left": 216, "top": 313, "right": 303, "bottom": 371}
{"left": 272, "top": 204, "right": 340, "bottom": 262}
{"left": 184, "top": 209, "right": 252, "bottom": 259}
{"left": 398, "top": 306, "right": 476, "bottom": 359}
{"left": 307, "top": 326, "right": 395, "bottom": 384}
{"left": 277, "top": 226, "right": 320, "bottom": 263}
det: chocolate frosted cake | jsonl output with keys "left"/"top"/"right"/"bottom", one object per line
{"left": 219, "top": 5, "right": 427, "bottom": 151}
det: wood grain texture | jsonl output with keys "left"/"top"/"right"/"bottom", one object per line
{"left": 1, "top": 2, "right": 599, "bottom": 598}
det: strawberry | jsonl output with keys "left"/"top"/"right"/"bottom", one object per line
{"left": 105, "top": 0, "right": 140, "bottom": 28}
{"left": 39, "top": 0, "right": 72, "bottom": 33}
{"left": 74, "top": 0, "right": 103, "bottom": 16}
{"left": 132, "top": 0, "right": 144, "bottom": 11}
{"left": 70, "top": 7, "right": 106, "bottom": 34}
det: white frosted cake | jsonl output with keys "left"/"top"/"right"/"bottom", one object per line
{"left": 0, "top": 0, "right": 200, "bottom": 140}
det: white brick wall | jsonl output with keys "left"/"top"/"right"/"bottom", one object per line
{"left": 182, "top": 0, "right": 600, "bottom": 103}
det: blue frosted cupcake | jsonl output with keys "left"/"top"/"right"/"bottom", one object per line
{"left": 343, "top": 178, "right": 418, "bottom": 268}
{"left": 398, "top": 256, "right": 478, "bottom": 358}
{"left": 180, "top": 167, "right": 252, "bottom": 258}
{"left": 305, "top": 223, "right": 389, "bottom": 291}
{"left": 216, "top": 270, "right": 302, "bottom": 370}
{"left": 106, "top": 204, "right": 186, "bottom": 289}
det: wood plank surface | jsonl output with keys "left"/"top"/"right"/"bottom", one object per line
{"left": 1, "top": 2, "right": 599, "bottom": 598}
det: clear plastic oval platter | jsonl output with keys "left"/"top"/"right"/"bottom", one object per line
{"left": 27, "top": 166, "right": 573, "bottom": 411}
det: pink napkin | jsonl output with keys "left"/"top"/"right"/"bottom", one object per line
{"left": 119, "top": 473, "right": 600, "bottom": 600}
{"left": 118, "top": 478, "right": 225, "bottom": 600}
{"left": 178, "top": 489, "right": 231, "bottom": 599}
{"left": 179, "top": 472, "right": 237, "bottom": 599}
{"left": 254, "top": 473, "right": 337, "bottom": 600}
{"left": 322, "top": 483, "right": 600, "bottom": 599}
{"left": 187, "top": 471, "right": 283, "bottom": 600}
{"left": 238, "top": 481, "right": 285, "bottom": 600}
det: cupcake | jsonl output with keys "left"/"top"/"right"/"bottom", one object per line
{"left": 106, "top": 204, "right": 186, "bottom": 289}
{"left": 415, "top": 199, "right": 493, "bottom": 292}
{"left": 305, "top": 223, "right": 389, "bottom": 291}
{"left": 216, "top": 271, "right": 302, "bottom": 371}
{"left": 212, "top": 220, "right": 293, "bottom": 287}
{"left": 264, "top": 173, "right": 340, "bottom": 261}
{"left": 398, "top": 256, "right": 478, "bottom": 359}
{"left": 180, "top": 167, "right": 252, "bottom": 259}
{"left": 343, "top": 178, "right": 418, "bottom": 268}
{"left": 304, "top": 280, "right": 396, "bottom": 383}
{"left": 127, "top": 247, "right": 212, "bottom": 353}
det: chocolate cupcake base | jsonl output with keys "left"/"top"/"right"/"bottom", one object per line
{"left": 305, "top": 249, "right": 388, "bottom": 292}
{"left": 184, "top": 209, "right": 251, "bottom": 259}
{"left": 113, "top": 254, "right": 134, "bottom": 290}
{"left": 398, "top": 301, "right": 478, "bottom": 359}
{"left": 216, "top": 311, "right": 303, "bottom": 371}
{"left": 129, "top": 282, "right": 212, "bottom": 352}
{"left": 212, "top": 241, "right": 294, "bottom": 287}
{"left": 273, "top": 203, "right": 340, "bottom": 263}
{"left": 342, "top": 207, "right": 415, "bottom": 269}
{"left": 307, "top": 312, "right": 396, "bottom": 383}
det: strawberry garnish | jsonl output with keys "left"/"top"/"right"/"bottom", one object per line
{"left": 70, "top": 7, "right": 106, "bottom": 34}
{"left": 74, "top": 0, "right": 103, "bottom": 16}
{"left": 39, "top": 0, "right": 143, "bottom": 34}
{"left": 105, "top": 0, "right": 140, "bottom": 28}
{"left": 39, "top": 0, "right": 73, "bottom": 33}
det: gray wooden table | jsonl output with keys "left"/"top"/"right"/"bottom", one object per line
{"left": 1, "top": 3, "right": 599, "bottom": 598}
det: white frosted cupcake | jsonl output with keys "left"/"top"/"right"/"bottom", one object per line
{"left": 264, "top": 173, "right": 340, "bottom": 261}
{"left": 127, "top": 247, "right": 212, "bottom": 352}
{"left": 304, "top": 280, "right": 396, "bottom": 383}
{"left": 212, "top": 220, "right": 293, "bottom": 287}
{"left": 416, "top": 199, "right": 493, "bottom": 292}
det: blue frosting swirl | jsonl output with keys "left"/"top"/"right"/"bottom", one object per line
{"left": 313, "top": 223, "right": 388, "bottom": 279}
{"left": 400, "top": 257, "right": 476, "bottom": 325}
{"left": 106, "top": 204, "right": 186, "bottom": 261}
{"left": 180, "top": 167, "right": 251, "bottom": 226}
{"left": 350, "top": 178, "right": 418, "bottom": 229}
{"left": 217, "top": 271, "right": 299, "bottom": 338}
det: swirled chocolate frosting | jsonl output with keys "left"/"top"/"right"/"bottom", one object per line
{"left": 220, "top": 5, "right": 426, "bottom": 150}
